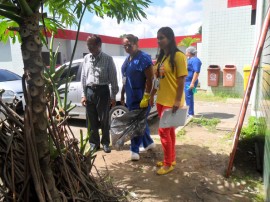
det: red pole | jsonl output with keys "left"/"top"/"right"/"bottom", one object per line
{"left": 226, "top": 5, "right": 270, "bottom": 177}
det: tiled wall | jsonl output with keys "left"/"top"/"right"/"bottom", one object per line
{"left": 201, "top": 0, "right": 256, "bottom": 96}
{"left": 256, "top": 30, "right": 270, "bottom": 202}
{"left": 257, "top": 1, "right": 270, "bottom": 200}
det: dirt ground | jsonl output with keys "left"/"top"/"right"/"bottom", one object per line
{"left": 89, "top": 117, "right": 263, "bottom": 202}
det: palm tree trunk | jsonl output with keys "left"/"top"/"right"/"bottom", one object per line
{"left": 20, "top": 15, "right": 60, "bottom": 201}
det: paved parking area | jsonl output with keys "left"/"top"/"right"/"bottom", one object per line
{"left": 195, "top": 99, "right": 251, "bottom": 130}
{"left": 68, "top": 99, "right": 252, "bottom": 140}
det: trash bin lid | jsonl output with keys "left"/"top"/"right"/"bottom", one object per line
{"left": 224, "top": 65, "right": 235, "bottom": 68}
{"left": 243, "top": 65, "right": 251, "bottom": 71}
{"left": 209, "top": 65, "right": 219, "bottom": 68}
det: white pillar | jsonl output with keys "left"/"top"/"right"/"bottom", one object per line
{"left": 251, "top": 0, "right": 264, "bottom": 117}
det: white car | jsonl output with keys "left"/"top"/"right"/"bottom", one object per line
{"left": 0, "top": 69, "right": 25, "bottom": 113}
{"left": 59, "top": 56, "right": 157, "bottom": 121}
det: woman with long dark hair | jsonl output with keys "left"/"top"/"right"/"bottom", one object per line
{"left": 150, "top": 27, "right": 187, "bottom": 175}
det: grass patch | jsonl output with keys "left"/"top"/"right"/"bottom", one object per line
{"left": 189, "top": 116, "right": 220, "bottom": 130}
{"left": 195, "top": 91, "right": 241, "bottom": 102}
{"left": 176, "top": 128, "right": 186, "bottom": 139}
{"left": 214, "top": 91, "right": 241, "bottom": 98}
{"left": 241, "top": 116, "right": 266, "bottom": 139}
{"left": 195, "top": 91, "right": 226, "bottom": 102}
{"left": 221, "top": 131, "right": 234, "bottom": 142}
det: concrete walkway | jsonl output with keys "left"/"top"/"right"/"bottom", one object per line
{"left": 193, "top": 98, "right": 251, "bottom": 131}
{"left": 67, "top": 98, "right": 252, "bottom": 138}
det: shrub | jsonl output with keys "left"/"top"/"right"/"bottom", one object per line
{"left": 241, "top": 116, "right": 266, "bottom": 139}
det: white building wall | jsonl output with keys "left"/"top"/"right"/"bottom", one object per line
{"left": 1, "top": 37, "right": 125, "bottom": 76}
{"left": 141, "top": 46, "right": 187, "bottom": 60}
{"left": 41, "top": 38, "right": 124, "bottom": 62}
{"left": 141, "top": 48, "right": 158, "bottom": 59}
{"left": 0, "top": 40, "right": 24, "bottom": 76}
{"left": 0, "top": 41, "right": 13, "bottom": 69}
{"left": 1, "top": 34, "right": 200, "bottom": 77}
{"left": 201, "top": 0, "right": 256, "bottom": 96}
{"left": 41, "top": 38, "right": 88, "bottom": 63}
{"left": 102, "top": 43, "right": 123, "bottom": 56}
{"left": 42, "top": 38, "right": 68, "bottom": 63}
{"left": 197, "top": 43, "right": 202, "bottom": 59}
{"left": 11, "top": 41, "right": 24, "bottom": 75}
{"left": 70, "top": 40, "right": 88, "bottom": 60}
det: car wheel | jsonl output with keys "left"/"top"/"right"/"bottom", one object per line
{"left": 109, "top": 105, "right": 129, "bottom": 122}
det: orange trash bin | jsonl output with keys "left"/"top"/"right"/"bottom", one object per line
{"left": 223, "top": 65, "right": 236, "bottom": 87}
{"left": 207, "top": 65, "right": 220, "bottom": 86}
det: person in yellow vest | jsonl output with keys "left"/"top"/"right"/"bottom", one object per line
{"left": 150, "top": 27, "right": 187, "bottom": 175}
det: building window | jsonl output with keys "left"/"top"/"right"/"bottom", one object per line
{"left": 60, "top": 63, "right": 81, "bottom": 82}
{"left": 251, "top": 9, "right": 256, "bottom": 25}
{"left": 42, "top": 52, "right": 62, "bottom": 67}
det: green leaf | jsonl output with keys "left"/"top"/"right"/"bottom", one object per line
{"left": 0, "top": 19, "right": 20, "bottom": 43}
{"left": 178, "top": 37, "right": 201, "bottom": 47}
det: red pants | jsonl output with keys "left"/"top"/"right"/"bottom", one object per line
{"left": 156, "top": 103, "right": 176, "bottom": 166}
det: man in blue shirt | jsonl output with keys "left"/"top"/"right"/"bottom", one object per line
{"left": 185, "top": 46, "right": 202, "bottom": 117}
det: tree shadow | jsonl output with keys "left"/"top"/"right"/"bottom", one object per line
{"left": 234, "top": 137, "right": 264, "bottom": 176}
{"left": 195, "top": 112, "right": 235, "bottom": 119}
{"left": 94, "top": 143, "right": 257, "bottom": 202}
{"left": 68, "top": 118, "right": 87, "bottom": 127}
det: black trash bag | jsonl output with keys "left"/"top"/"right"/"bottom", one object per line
{"left": 110, "top": 108, "right": 148, "bottom": 150}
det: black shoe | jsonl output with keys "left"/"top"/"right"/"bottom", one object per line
{"left": 90, "top": 143, "right": 100, "bottom": 152}
{"left": 103, "top": 145, "right": 111, "bottom": 153}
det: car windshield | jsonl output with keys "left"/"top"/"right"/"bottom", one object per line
{"left": 0, "top": 69, "right": 21, "bottom": 82}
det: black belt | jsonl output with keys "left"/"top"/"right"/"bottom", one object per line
{"left": 88, "top": 84, "right": 108, "bottom": 90}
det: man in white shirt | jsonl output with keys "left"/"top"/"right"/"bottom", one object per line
{"left": 81, "top": 35, "right": 119, "bottom": 153}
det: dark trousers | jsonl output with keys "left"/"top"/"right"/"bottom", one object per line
{"left": 86, "top": 85, "right": 110, "bottom": 146}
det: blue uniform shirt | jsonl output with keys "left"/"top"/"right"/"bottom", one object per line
{"left": 122, "top": 51, "right": 152, "bottom": 110}
{"left": 186, "top": 56, "right": 202, "bottom": 83}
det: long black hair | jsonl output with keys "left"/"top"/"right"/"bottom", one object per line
{"left": 156, "top": 27, "right": 182, "bottom": 72}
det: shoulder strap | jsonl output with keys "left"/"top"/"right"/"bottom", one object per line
{"left": 157, "top": 56, "right": 167, "bottom": 78}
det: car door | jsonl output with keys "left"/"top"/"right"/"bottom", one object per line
{"left": 61, "top": 62, "right": 85, "bottom": 118}
{"left": 112, "top": 56, "right": 125, "bottom": 102}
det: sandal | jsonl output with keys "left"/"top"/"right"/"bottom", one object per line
{"left": 157, "top": 166, "right": 174, "bottom": 175}
{"left": 156, "top": 161, "right": 176, "bottom": 167}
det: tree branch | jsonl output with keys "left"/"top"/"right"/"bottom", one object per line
{"left": 31, "top": 0, "right": 41, "bottom": 11}
{"left": 0, "top": 3, "right": 20, "bottom": 13}
{"left": 17, "top": 0, "right": 33, "bottom": 16}
{"left": 8, "top": 27, "right": 20, "bottom": 31}
{"left": 0, "top": 9, "right": 23, "bottom": 24}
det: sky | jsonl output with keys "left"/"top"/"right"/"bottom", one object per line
{"left": 78, "top": 0, "right": 202, "bottom": 38}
